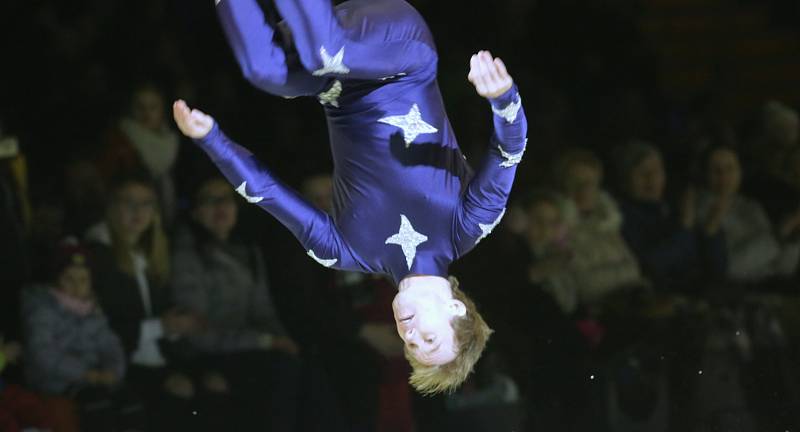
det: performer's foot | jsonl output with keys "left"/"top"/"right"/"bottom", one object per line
{"left": 173, "top": 99, "right": 215, "bottom": 139}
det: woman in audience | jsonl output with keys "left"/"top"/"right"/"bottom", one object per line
{"left": 98, "top": 83, "right": 180, "bottom": 224}
{"left": 84, "top": 173, "right": 212, "bottom": 432}
{"left": 23, "top": 239, "right": 144, "bottom": 431}
{"left": 171, "top": 175, "right": 302, "bottom": 431}
{"left": 695, "top": 146, "right": 800, "bottom": 284}
{"left": 614, "top": 140, "right": 706, "bottom": 292}
{"left": 746, "top": 102, "right": 800, "bottom": 280}
{"left": 555, "top": 149, "right": 646, "bottom": 305}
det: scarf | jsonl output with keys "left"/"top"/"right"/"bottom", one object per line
{"left": 51, "top": 289, "right": 95, "bottom": 317}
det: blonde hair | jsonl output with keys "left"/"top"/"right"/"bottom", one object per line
{"left": 405, "top": 276, "right": 493, "bottom": 395}
{"left": 108, "top": 179, "right": 170, "bottom": 285}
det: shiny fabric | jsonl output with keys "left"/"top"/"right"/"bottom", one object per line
{"left": 199, "top": 0, "right": 528, "bottom": 284}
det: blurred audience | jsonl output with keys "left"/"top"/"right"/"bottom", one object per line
{"left": 97, "top": 84, "right": 180, "bottom": 224}
{"left": 614, "top": 140, "right": 704, "bottom": 292}
{"left": 555, "top": 149, "right": 646, "bottom": 306}
{"left": 23, "top": 238, "right": 144, "bottom": 431}
{"left": 171, "top": 175, "right": 304, "bottom": 431}
{"left": 3, "top": 1, "right": 800, "bottom": 430}
{"left": 84, "top": 173, "right": 208, "bottom": 431}
{"left": 0, "top": 130, "right": 31, "bottom": 339}
{"left": 695, "top": 145, "right": 800, "bottom": 284}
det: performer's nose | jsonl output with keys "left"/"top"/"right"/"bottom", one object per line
{"left": 405, "top": 327, "right": 416, "bottom": 340}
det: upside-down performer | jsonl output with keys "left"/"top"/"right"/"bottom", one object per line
{"left": 173, "top": 0, "right": 527, "bottom": 394}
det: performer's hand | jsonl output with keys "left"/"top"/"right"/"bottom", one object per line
{"left": 468, "top": 50, "right": 514, "bottom": 100}
{"left": 173, "top": 99, "right": 215, "bottom": 139}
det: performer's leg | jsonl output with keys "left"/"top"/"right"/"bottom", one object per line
{"left": 216, "top": 0, "right": 326, "bottom": 97}
{"left": 272, "top": 0, "right": 437, "bottom": 80}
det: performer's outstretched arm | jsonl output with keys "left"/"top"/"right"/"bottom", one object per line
{"left": 456, "top": 52, "right": 528, "bottom": 251}
{"left": 173, "top": 100, "right": 363, "bottom": 271}
{"left": 216, "top": 0, "right": 327, "bottom": 97}
{"left": 270, "top": 0, "right": 437, "bottom": 79}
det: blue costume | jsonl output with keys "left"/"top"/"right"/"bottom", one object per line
{"left": 198, "top": 0, "right": 528, "bottom": 284}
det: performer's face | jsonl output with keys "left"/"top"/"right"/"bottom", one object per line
{"left": 393, "top": 279, "right": 466, "bottom": 366}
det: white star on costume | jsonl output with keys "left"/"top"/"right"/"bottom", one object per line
{"left": 378, "top": 104, "right": 439, "bottom": 147}
{"left": 492, "top": 93, "right": 522, "bottom": 124}
{"left": 312, "top": 46, "right": 351, "bottom": 76}
{"left": 379, "top": 72, "right": 407, "bottom": 81}
{"left": 235, "top": 181, "right": 264, "bottom": 204}
{"left": 307, "top": 250, "right": 337, "bottom": 268}
{"left": 475, "top": 208, "right": 506, "bottom": 245}
{"left": 498, "top": 139, "right": 527, "bottom": 168}
{"left": 385, "top": 215, "right": 429, "bottom": 270}
{"left": 318, "top": 80, "right": 342, "bottom": 108}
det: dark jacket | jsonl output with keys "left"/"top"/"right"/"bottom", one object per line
{"left": 22, "top": 286, "right": 125, "bottom": 395}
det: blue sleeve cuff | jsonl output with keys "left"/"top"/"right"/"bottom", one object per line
{"left": 194, "top": 122, "right": 221, "bottom": 149}
{"left": 489, "top": 85, "right": 519, "bottom": 110}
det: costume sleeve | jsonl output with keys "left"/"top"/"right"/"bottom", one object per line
{"left": 216, "top": 0, "right": 327, "bottom": 97}
{"left": 455, "top": 86, "right": 527, "bottom": 254}
{"left": 271, "top": 0, "right": 437, "bottom": 80}
{"left": 195, "top": 124, "right": 364, "bottom": 273}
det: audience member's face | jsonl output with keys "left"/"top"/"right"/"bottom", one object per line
{"left": 767, "top": 108, "right": 799, "bottom": 146}
{"left": 629, "top": 153, "right": 666, "bottom": 202}
{"left": 393, "top": 279, "right": 465, "bottom": 366}
{"left": 708, "top": 148, "right": 741, "bottom": 197}
{"left": 193, "top": 179, "right": 238, "bottom": 241}
{"left": 111, "top": 183, "right": 157, "bottom": 243}
{"left": 303, "top": 175, "right": 334, "bottom": 214}
{"left": 565, "top": 163, "right": 602, "bottom": 213}
{"left": 526, "top": 201, "right": 563, "bottom": 248}
{"left": 132, "top": 88, "right": 166, "bottom": 131}
{"left": 58, "top": 265, "right": 92, "bottom": 300}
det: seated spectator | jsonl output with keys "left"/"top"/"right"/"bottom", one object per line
{"left": 746, "top": 102, "right": 800, "bottom": 278}
{"left": 84, "top": 173, "right": 211, "bottom": 432}
{"left": 555, "top": 149, "right": 646, "bottom": 305}
{"left": 614, "top": 141, "right": 702, "bottom": 291}
{"left": 2, "top": 325, "right": 57, "bottom": 432}
{"left": 23, "top": 239, "right": 144, "bottom": 432}
{"left": 695, "top": 146, "right": 800, "bottom": 284}
{"left": 0, "top": 131, "right": 31, "bottom": 338}
{"left": 97, "top": 83, "right": 180, "bottom": 224}
{"left": 171, "top": 175, "right": 304, "bottom": 431}
{"left": 522, "top": 190, "right": 579, "bottom": 315}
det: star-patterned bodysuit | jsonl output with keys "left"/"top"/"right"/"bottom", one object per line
{"left": 198, "top": 0, "right": 528, "bottom": 284}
